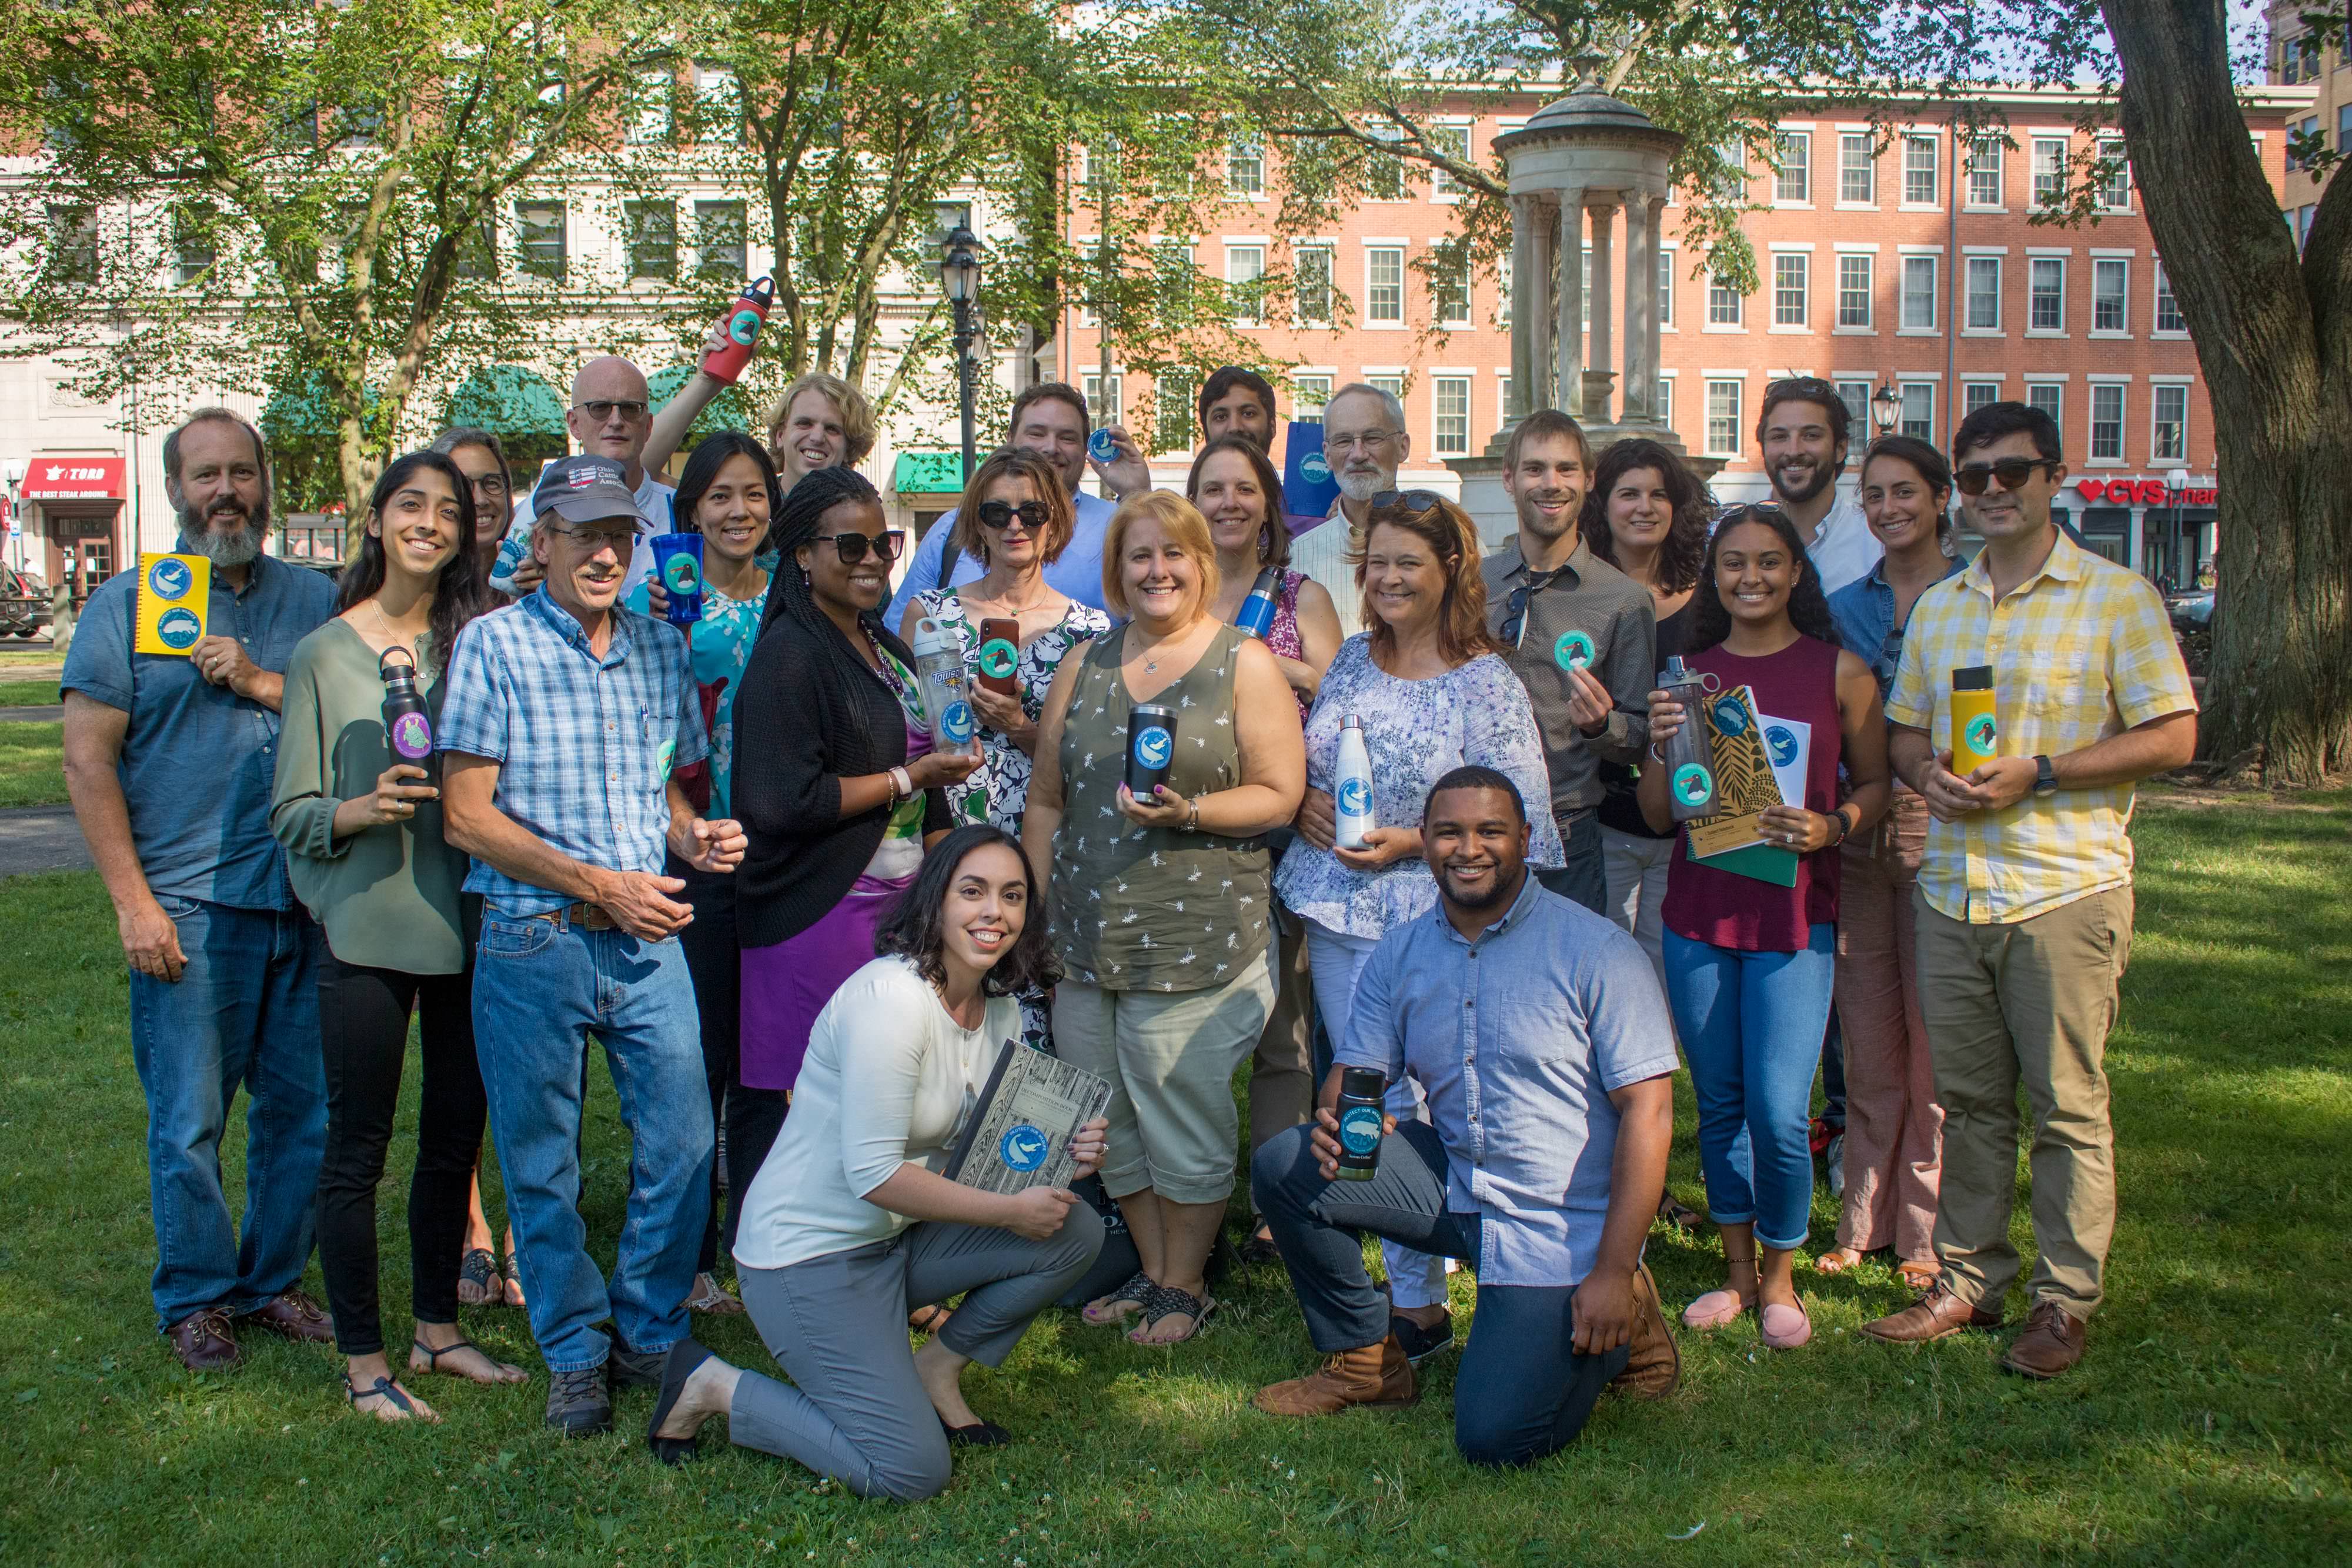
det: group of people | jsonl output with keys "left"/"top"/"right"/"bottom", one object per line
{"left": 58, "top": 340, "right": 2194, "bottom": 1498}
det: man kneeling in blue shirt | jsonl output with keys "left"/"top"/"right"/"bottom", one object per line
{"left": 1252, "top": 765, "right": 1681, "bottom": 1465}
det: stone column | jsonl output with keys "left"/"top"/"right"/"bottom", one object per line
{"left": 1529, "top": 199, "right": 1556, "bottom": 413}
{"left": 1645, "top": 194, "right": 1667, "bottom": 426}
{"left": 1506, "top": 195, "right": 1542, "bottom": 434}
{"left": 1585, "top": 196, "right": 1616, "bottom": 422}
{"left": 1555, "top": 192, "right": 1584, "bottom": 420}
{"left": 1622, "top": 191, "right": 1656, "bottom": 422}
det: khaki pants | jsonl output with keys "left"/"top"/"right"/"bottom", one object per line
{"left": 1914, "top": 884, "right": 2133, "bottom": 1320}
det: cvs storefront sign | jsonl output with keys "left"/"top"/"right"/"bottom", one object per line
{"left": 2076, "top": 478, "right": 2216, "bottom": 508}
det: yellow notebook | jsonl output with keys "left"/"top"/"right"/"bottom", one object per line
{"left": 133, "top": 553, "right": 209, "bottom": 656}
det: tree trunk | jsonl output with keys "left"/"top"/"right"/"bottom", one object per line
{"left": 338, "top": 413, "right": 384, "bottom": 562}
{"left": 2103, "top": 0, "right": 2352, "bottom": 783}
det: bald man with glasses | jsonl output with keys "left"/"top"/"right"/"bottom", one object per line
{"left": 490, "top": 357, "right": 679, "bottom": 600}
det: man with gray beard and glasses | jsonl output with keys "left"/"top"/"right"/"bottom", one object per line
{"left": 62, "top": 407, "right": 339, "bottom": 1371}
{"left": 1287, "top": 383, "right": 1411, "bottom": 638}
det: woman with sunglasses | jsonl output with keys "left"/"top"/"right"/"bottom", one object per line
{"left": 271, "top": 452, "right": 523, "bottom": 1420}
{"left": 1639, "top": 504, "right": 1889, "bottom": 1350}
{"left": 730, "top": 469, "right": 983, "bottom": 1199}
{"left": 1279, "top": 490, "right": 1560, "bottom": 1353}
{"left": 1816, "top": 437, "right": 1965, "bottom": 1290}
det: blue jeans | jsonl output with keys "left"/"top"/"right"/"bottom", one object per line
{"left": 1532, "top": 810, "right": 1609, "bottom": 917}
{"left": 473, "top": 907, "right": 713, "bottom": 1373}
{"left": 1252, "top": 1121, "right": 1628, "bottom": 1468}
{"left": 130, "top": 897, "right": 325, "bottom": 1330}
{"left": 1663, "top": 924, "right": 1836, "bottom": 1252}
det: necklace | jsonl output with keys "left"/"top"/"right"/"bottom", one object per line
{"left": 370, "top": 600, "right": 429, "bottom": 658}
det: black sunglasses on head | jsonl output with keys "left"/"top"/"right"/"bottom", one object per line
{"left": 1368, "top": 488, "right": 1448, "bottom": 514}
{"left": 1952, "top": 458, "right": 2059, "bottom": 496}
{"left": 818, "top": 529, "right": 906, "bottom": 564}
{"left": 977, "top": 499, "right": 1053, "bottom": 531}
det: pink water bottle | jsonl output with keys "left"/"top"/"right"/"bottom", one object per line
{"left": 701, "top": 277, "right": 774, "bottom": 386}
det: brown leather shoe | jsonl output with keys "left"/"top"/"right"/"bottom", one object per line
{"left": 1608, "top": 1262, "right": 1681, "bottom": 1399}
{"left": 1859, "top": 1281, "right": 2004, "bottom": 1343}
{"left": 1254, "top": 1335, "right": 1418, "bottom": 1416}
{"left": 165, "top": 1308, "right": 242, "bottom": 1372}
{"left": 241, "top": 1289, "right": 335, "bottom": 1345}
{"left": 2002, "top": 1301, "right": 2087, "bottom": 1379}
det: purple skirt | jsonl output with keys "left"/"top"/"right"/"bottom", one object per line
{"left": 739, "top": 871, "right": 917, "bottom": 1091}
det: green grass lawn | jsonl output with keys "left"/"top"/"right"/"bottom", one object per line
{"left": 0, "top": 678, "right": 62, "bottom": 707}
{"left": 1, "top": 793, "right": 2346, "bottom": 1566}
{"left": 0, "top": 721, "right": 65, "bottom": 807}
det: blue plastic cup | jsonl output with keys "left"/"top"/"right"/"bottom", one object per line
{"left": 650, "top": 533, "right": 704, "bottom": 624}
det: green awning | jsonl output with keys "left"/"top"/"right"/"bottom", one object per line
{"left": 648, "top": 365, "right": 750, "bottom": 441}
{"left": 446, "top": 365, "right": 566, "bottom": 439}
{"left": 260, "top": 370, "right": 379, "bottom": 443}
{"left": 893, "top": 451, "right": 967, "bottom": 494}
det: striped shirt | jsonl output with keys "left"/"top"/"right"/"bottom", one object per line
{"left": 1887, "top": 530, "right": 2195, "bottom": 924}
{"left": 437, "top": 589, "right": 707, "bottom": 915}
{"left": 1289, "top": 503, "right": 1364, "bottom": 637}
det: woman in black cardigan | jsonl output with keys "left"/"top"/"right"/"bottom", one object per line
{"left": 729, "top": 467, "right": 981, "bottom": 1195}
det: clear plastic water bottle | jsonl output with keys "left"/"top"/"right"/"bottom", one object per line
{"left": 1334, "top": 713, "right": 1375, "bottom": 850}
{"left": 911, "top": 616, "right": 978, "bottom": 760}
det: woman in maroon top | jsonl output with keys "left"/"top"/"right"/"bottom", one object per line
{"left": 1641, "top": 505, "right": 1887, "bottom": 1349}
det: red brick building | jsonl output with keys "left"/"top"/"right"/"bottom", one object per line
{"left": 1055, "top": 82, "right": 2317, "bottom": 584}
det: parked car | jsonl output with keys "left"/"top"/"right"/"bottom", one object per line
{"left": 2166, "top": 590, "right": 2215, "bottom": 633}
{"left": 0, "top": 565, "right": 52, "bottom": 638}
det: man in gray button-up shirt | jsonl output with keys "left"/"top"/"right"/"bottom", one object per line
{"left": 1481, "top": 412, "right": 1655, "bottom": 916}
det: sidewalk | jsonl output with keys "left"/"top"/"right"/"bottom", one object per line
{"left": 0, "top": 806, "right": 89, "bottom": 877}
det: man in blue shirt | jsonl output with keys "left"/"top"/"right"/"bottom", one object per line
{"left": 883, "top": 383, "right": 1124, "bottom": 626}
{"left": 1251, "top": 766, "right": 1680, "bottom": 1466}
{"left": 439, "top": 456, "right": 745, "bottom": 1437}
{"left": 61, "top": 408, "right": 339, "bottom": 1371}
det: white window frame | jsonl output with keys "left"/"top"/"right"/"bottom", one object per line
{"left": 1083, "top": 370, "right": 1124, "bottom": 428}
{"left": 1899, "top": 252, "right": 1939, "bottom": 333}
{"left": 2024, "top": 377, "right": 2064, "bottom": 431}
{"left": 1901, "top": 132, "right": 1941, "bottom": 208}
{"left": 1431, "top": 373, "right": 1472, "bottom": 456}
{"left": 2153, "top": 260, "right": 2186, "bottom": 336}
{"left": 2087, "top": 379, "right": 2127, "bottom": 464}
{"left": 1364, "top": 243, "right": 1406, "bottom": 327}
{"left": 2090, "top": 255, "right": 2130, "bottom": 337}
{"left": 1771, "top": 250, "right": 1808, "bottom": 330}
{"left": 1773, "top": 129, "right": 1812, "bottom": 205}
{"left": 2149, "top": 379, "right": 2190, "bottom": 464}
{"left": 1225, "top": 243, "right": 1266, "bottom": 326}
{"left": 1292, "top": 372, "right": 1335, "bottom": 416}
{"left": 1705, "top": 271, "right": 1745, "bottom": 330}
{"left": 1657, "top": 245, "right": 1677, "bottom": 328}
{"left": 1837, "top": 131, "right": 1876, "bottom": 206}
{"left": 1962, "top": 379, "right": 2002, "bottom": 417}
{"left": 2031, "top": 135, "right": 2069, "bottom": 208}
{"left": 1704, "top": 377, "right": 1744, "bottom": 457}
{"left": 1435, "top": 250, "right": 1474, "bottom": 327}
{"left": 2096, "top": 136, "right": 2131, "bottom": 212}
{"left": 1835, "top": 250, "right": 1874, "bottom": 332}
{"left": 1965, "top": 135, "right": 2004, "bottom": 209}
{"left": 1294, "top": 243, "right": 1337, "bottom": 328}
{"left": 1653, "top": 370, "right": 1675, "bottom": 432}
{"left": 1964, "top": 253, "right": 2003, "bottom": 333}
{"left": 1897, "top": 380, "right": 1937, "bottom": 441}
{"left": 1226, "top": 140, "right": 1265, "bottom": 199}
{"left": 1429, "top": 122, "right": 1473, "bottom": 200}
{"left": 2027, "top": 253, "right": 2067, "bottom": 336}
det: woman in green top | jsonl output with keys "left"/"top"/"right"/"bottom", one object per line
{"left": 1024, "top": 492, "right": 1305, "bottom": 1346}
{"left": 271, "top": 452, "right": 523, "bottom": 1422}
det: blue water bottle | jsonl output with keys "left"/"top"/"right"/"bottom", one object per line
{"left": 1234, "top": 567, "right": 1281, "bottom": 640}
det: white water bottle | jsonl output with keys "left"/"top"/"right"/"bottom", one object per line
{"left": 1333, "top": 714, "right": 1375, "bottom": 851}
{"left": 911, "top": 616, "right": 978, "bottom": 760}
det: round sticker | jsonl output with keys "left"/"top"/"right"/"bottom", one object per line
{"left": 661, "top": 554, "right": 701, "bottom": 595}
{"left": 977, "top": 638, "right": 1018, "bottom": 681}
{"left": 1133, "top": 724, "right": 1172, "bottom": 769}
{"left": 1338, "top": 1105, "right": 1382, "bottom": 1157}
{"left": 1710, "top": 695, "right": 1750, "bottom": 737}
{"left": 1552, "top": 630, "right": 1595, "bottom": 671}
{"left": 390, "top": 711, "right": 434, "bottom": 761}
{"left": 940, "top": 700, "right": 975, "bottom": 744}
{"left": 155, "top": 606, "right": 203, "bottom": 650}
{"left": 1299, "top": 450, "right": 1332, "bottom": 485}
{"left": 727, "top": 307, "right": 761, "bottom": 346}
{"left": 1671, "top": 763, "right": 1713, "bottom": 807}
{"left": 1965, "top": 713, "right": 1999, "bottom": 754}
{"left": 1337, "top": 776, "right": 1372, "bottom": 816}
{"left": 147, "top": 557, "right": 193, "bottom": 601}
{"left": 656, "top": 738, "right": 677, "bottom": 775}
{"left": 1088, "top": 429, "right": 1119, "bottom": 463}
{"left": 997, "top": 1124, "right": 1050, "bottom": 1172}
{"left": 1765, "top": 725, "right": 1799, "bottom": 769}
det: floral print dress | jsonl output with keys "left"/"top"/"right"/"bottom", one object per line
{"left": 910, "top": 589, "right": 1111, "bottom": 831}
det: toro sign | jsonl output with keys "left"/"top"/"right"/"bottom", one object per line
{"left": 21, "top": 456, "right": 125, "bottom": 500}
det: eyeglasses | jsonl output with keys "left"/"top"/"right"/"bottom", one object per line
{"left": 574, "top": 400, "right": 650, "bottom": 423}
{"left": 1325, "top": 430, "right": 1401, "bottom": 453}
{"left": 1368, "top": 489, "right": 1446, "bottom": 514}
{"left": 818, "top": 529, "right": 906, "bottom": 565}
{"left": 465, "top": 473, "right": 510, "bottom": 502}
{"left": 1952, "top": 457, "right": 2058, "bottom": 496}
{"left": 976, "top": 500, "right": 1053, "bottom": 531}
{"left": 554, "top": 524, "right": 638, "bottom": 551}
{"left": 1498, "top": 566, "right": 1567, "bottom": 649}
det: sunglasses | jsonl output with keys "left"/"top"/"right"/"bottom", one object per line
{"left": 575, "top": 399, "right": 649, "bottom": 422}
{"left": 1953, "top": 458, "right": 2058, "bottom": 496}
{"left": 1368, "top": 488, "right": 1447, "bottom": 514}
{"left": 977, "top": 499, "right": 1053, "bottom": 531}
{"left": 817, "top": 529, "right": 906, "bottom": 564}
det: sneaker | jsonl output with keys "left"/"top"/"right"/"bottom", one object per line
{"left": 607, "top": 1338, "right": 664, "bottom": 1390}
{"left": 1387, "top": 1310, "right": 1454, "bottom": 1368}
{"left": 546, "top": 1363, "right": 612, "bottom": 1436}
{"left": 1825, "top": 1131, "right": 1846, "bottom": 1200}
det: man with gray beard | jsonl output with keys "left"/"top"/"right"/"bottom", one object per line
{"left": 62, "top": 407, "right": 339, "bottom": 1370}
{"left": 1288, "top": 383, "right": 1411, "bottom": 638}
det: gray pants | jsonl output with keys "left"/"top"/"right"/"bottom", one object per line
{"left": 729, "top": 1208, "right": 1104, "bottom": 1502}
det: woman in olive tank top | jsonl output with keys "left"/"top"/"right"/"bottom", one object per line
{"left": 1024, "top": 493, "right": 1305, "bottom": 1347}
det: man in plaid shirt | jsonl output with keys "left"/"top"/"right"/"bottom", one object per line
{"left": 440, "top": 455, "right": 746, "bottom": 1436}
{"left": 1860, "top": 403, "right": 2195, "bottom": 1379}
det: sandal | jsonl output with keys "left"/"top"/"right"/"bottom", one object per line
{"left": 457, "top": 1247, "right": 498, "bottom": 1307}
{"left": 1898, "top": 1261, "right": 1942, "bottom": 1292}
{"left": 686, "top": 1273, "right": 745, "bottom": 1316}
{"left": 940, "top": 1414, "right": 1013, "bottom": 1448}
{"left": 1238, "top": 1228, "right": 1282, "bottom": 1267}
{"left": 409, "top": 1335, "right": 519, "bottom": 1385}
{"left": 1083, "top": 1270, "right": 1155, "bottom": 1327}
{"left": 907, "top": 1303, "right": 955, "bottom": 1335}
{"left": 1813, "top": 1246, "right": 1867, "bottom": 1275}
{"left": 502, "top": 1251, "right": 527, "bottom": 1310}
{"left": 1657, "top": 1192, "right": 1706, "bottom": 1231}
{"left": 1127, "top": 1285, "right": 1215, "bottom": 1346}
{"left": 343, "top": 1372, "right": 429, "bottom": 1421}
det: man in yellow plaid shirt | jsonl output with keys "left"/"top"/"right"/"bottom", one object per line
{"left": 1860, "top": 402, "right": 2196, "bottom": 1380}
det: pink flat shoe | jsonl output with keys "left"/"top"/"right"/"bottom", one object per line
{"left": 1681, "top": 1289, "right": 1754, "bottom": 1330}
{"left": 1759, "top": 1299, "right": 1813, "bottom": 1349}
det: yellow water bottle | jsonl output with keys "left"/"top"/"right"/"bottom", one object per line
{"left": 1950, "top": 665, "right": 1999, "bottom": 776}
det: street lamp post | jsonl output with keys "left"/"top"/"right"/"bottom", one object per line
{"left": 2164, "top": 465, "right": 2191, "bottom": 593}
{"left": 1870, "top": 380, "right": 1902, "bottom": 439}
{"left": 1, "top": 459, "right": 23, "bottom": 573}
{"left": 938, "top": 224, "right": 983, "bottom": 484}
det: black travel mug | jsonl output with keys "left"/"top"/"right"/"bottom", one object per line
{"left": 1125, "top": 703, "right": 1179, "bottom": 795}
{"left": 1334, "top": 1067, "right": 1386, "bottom": 1182}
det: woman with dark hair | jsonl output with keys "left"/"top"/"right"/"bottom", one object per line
{"left": 1190, "top": 434, "right": 1342, "bottom": 717}
{"left": 1583, "top": 438, "right": 1713, "bottom": 988}
{"left": 427, "top": 427, "right": 517, "bottom": 578}
{"left": 621, "top": 429, "right": 783, "bottom": 1316}
{"left": 270, "top": 452, "right": 522, "bottom": 1420}
{"left": 1816, "top": 436, "right": 1964, "bottom": 1288}
{"left": 644, "top": 828, "right": 1107, "bottom": 1498}
{"left": 1639, "top": 504, "right": 1889, "bottom": 1350}
{"left": 728, "top": 467, "right": 981, "bottom": 1199}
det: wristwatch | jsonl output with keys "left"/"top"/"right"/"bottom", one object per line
{"left": 2033, "top": 754, "right": 2059, "bottom": 795}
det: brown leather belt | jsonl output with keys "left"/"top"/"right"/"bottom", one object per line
{"left": 523, "top": 902, "right": 618, "bottom": 931}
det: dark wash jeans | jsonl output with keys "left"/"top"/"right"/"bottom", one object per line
{"left": 1532, "top": 810, "right": 1609, "bottom": 917}
{"left": 1252, "top": 1120, "right": 1629, "bottom": 1469}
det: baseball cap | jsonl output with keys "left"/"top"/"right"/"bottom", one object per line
{"left": 533, "top": 455, "right": 640, "bottom": 524}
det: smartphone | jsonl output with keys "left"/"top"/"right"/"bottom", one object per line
{"left": 976, "top": 618, "right": 1022, "bottom": 697}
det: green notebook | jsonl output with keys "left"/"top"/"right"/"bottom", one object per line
{"left": 1689, "top": 838, "right": 1800, "bottom": 887}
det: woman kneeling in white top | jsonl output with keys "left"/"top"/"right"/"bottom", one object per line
{"left": 644, "top": 825, "right": 1107, "bottom": 1498}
